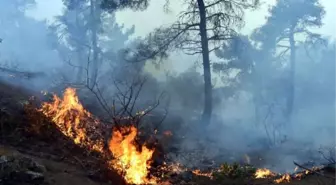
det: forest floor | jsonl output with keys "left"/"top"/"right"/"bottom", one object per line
{"left": 1, "top": 143, "right": 334, "bottom": 185}
{"left": 0, "top": 81, "right": 335, "bottom": 185}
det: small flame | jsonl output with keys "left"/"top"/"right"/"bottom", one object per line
{"left": 274, "top": 173, "right": 291, "bottom": 183}
{"left": 192, "top": 169, "right": 213, "bottom": 179}
{"left": 293, "top": 170, "right": 310, "bottom": 179}
{"left": 255, "top": 168, "right": 276, "bottom": 178}
{"left": 165, "top": 163, "right": 186, "bottom": 173}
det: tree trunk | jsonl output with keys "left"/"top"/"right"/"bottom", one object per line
{"left": 89, "top": 0, "right": 99, "bottom": 88}
{"left": 197, "top": 0, "right": 212, "bottom": 125}
{"left": 75, "top": 9, "right": 84, "bottom": 83}
{"left": 287, "top": 27, "right": 296, "bottom": 123}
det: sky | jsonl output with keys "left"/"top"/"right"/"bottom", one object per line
{"left": 113, "top": 0, "right": 271, "bottom": 36}
{"left": 27, "top": 0, "right": 335, "bottom": 37}
{"left": 26, "top": 0, "right": 335, "bottom": 79}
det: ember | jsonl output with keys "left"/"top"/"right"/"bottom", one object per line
{"left": 192, "top": 169, "right": 213, "bottom": 179}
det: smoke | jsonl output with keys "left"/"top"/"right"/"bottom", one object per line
{"left": 0, "top": 1, "right": 62, "bottom": 91}
{"left": 0, "top": 0, "right": 335, "bottom": 175}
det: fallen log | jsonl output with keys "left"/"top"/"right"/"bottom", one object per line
{"left": 293, "top": 161, "right": 335, "bottom": 179}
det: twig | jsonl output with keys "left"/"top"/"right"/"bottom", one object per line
{"left": 293, "top": 161, "right": 335, "bottom": 179}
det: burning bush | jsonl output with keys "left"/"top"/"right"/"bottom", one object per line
{"left": 37, "top": 87, "right": 157, "bottom": 184}
{"left": 39, "top": 88, "right": 106, "bottom": 153}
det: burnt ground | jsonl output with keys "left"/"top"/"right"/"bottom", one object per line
{"left": 0, "top": 80, "right": 335, "bottom": 185}
{"left": 1, "top": 143, "right": 334, "bottom": 185}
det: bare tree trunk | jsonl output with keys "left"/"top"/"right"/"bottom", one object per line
{"left": 286, "top": 27, "right": 296, "bottom": 123}
{"left": 89, "top": 0, "right": 99, "bottom": 88}
{"left": 75, "top": 9, "right": 84, "bottom": 83}
{"left": 197, "top": 0, "right": 212, "bottom": 125}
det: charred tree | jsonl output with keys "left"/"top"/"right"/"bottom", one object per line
{"left": 197, "top": 0, "right": 212, "bottom": 124}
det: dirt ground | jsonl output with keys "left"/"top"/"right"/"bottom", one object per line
{"left": 0, "top": 145, "right": 110, "bottom": 185}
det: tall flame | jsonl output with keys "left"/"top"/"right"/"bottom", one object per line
{"left": 39, "top": 87, "right": 156, "bottom": 184}
{"left": 109, "top": 126, "right": 156, "bottom": 184}
{"left": 39, "top": 88, "right": 104, "bottom": 151}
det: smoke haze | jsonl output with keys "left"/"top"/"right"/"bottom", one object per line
{"left": 1, "top": 0, "right": 335, "bottom": 174}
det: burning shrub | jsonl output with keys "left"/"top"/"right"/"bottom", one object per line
{"left": 35, "top": 87, "right": 158, "bottom": 184}
{"left": 38, "top": 88, "right": 106, "bottom": 153}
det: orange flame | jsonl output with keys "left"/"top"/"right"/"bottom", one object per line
{"left": 274, "top": 173, "right": 291, "bottom": 183}
{"left": 39, "top": 88, "right": 104, "bottom": 152}
{"left": 40, "top": 87, "right": 156, "bottom": 184}
{"left": 192, "top": 169, "right": 213, "bottom": 179}
{"left": 108, "top": 126, "right": 156, "bottom": 184}
{"left": 255, "top": 168, "right": 276, "bottom": 178}
{"left": 255, "top": 168, "right": 292, "bottom": 183}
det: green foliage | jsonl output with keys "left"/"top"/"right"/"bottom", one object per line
{"left": 115, "top": 0, "right": 260, "bottom": 63}
{"left": 100, "top": 0, "right": 149, "bottom": 11}
{"left": 252, "top": 0, "right": 325, "bottom": 51}
{"left": 212, "top": 162, "right": 256, "bottom": 180}
{"left": 51, "top": 0, "right": 135, "bottom": 83}
{"left": 213, "top": 34, "right": 259, "bottom": 89}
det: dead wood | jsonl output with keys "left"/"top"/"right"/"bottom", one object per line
{"left": 293, "top": 161, "right": 336, "bottom": 180}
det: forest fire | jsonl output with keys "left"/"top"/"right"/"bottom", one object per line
{"left": 39, "top": 88, "right": 105, "bottom": 152}
{"left": 108, "top": 126, "right": 156, "bottom": 184}
{"left": 255, "top": 168, "right": 276, "bottom": 178}
{"left": 39, "top": 87, "right": 156, "bottom": 184}
{"left": 35, "top": 87, "right": 330, "bottom": 185}
{"left": 255, "top": 169, "right": 292, "bottom": 183}
{"left": 274, "top": 174, "right": 291, "bottom": 183}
